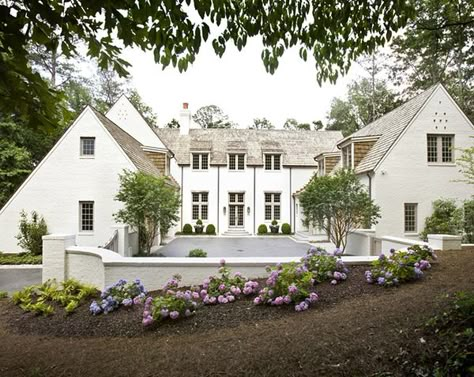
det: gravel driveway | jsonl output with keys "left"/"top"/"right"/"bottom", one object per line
{"left": 158, "top": 237, "right": 332, "bottom": 257}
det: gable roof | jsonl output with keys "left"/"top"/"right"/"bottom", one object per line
{"left": 92, "top": 108, "right": 162, "bottom": 177}
{"left": 345, "top": 84, "right": 439, "bottom": 173}
{"left": 154, "top": 128, "right": 343, "bottom": 167}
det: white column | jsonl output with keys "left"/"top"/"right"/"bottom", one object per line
{"left": 42, "top": 234, "right": 76, "bottom": 283}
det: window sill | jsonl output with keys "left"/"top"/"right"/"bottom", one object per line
{"left": 228, "top": 169, "right": 246, "bottom": 172}
{"left": 191, "top": 169, "right": 209, "bottom": 172}
{"left": 427, "top": 163, "right": 456, "bottom": 167}
{"left": 80, "top": 156, "right": 95, "bottom": 159}
{"left": 403, "top": 232, "right": 418, "bottom": 236}
{"left": 78, "top": 232, "right": 95, "bottom": 236}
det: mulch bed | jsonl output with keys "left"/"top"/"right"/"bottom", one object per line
{"left": 0, "top": 250, "right": 473, "bottom": 377}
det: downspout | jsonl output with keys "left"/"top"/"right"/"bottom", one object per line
{"left": 253, "top": 166, "right": 256, "bottom": 235}
{"left": 180, "top": 165, "right": 184, "bottom": 230}
{"left": 366, "top": 172, "right": 372, "bottom": 200}
{"left": 289, "top": 167, "right": 292, "bottom": 230}
{"left": 217, "top": 166, "right": 220, "bottom": 234}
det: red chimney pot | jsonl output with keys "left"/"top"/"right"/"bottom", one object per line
{"left": 183, "top": 102, "right": 189, "bottom": 110}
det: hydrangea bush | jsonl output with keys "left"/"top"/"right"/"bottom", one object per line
{"left": 302, "top": 246, "right": 349, "bottom": 285}
{"left": 254, "top": 262, "right": 319, "bottom": 312}
{"left": 365, "top": 245, "right": 437, "bottom": 287}
{"left": 90, "top": 278, "right": 147, "bottom": 315}
{"left": 200, "top": 259, "right": 259, "bottom": 305}
{"left": 142, "top": 274, "right": 199, "bottom": 326}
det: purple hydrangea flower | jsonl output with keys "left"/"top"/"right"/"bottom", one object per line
{"left": 169, "top": 311, "right": 180, "bottom": 320}
{"left": 122, "top": 298, "right": 133, "bottom": 306}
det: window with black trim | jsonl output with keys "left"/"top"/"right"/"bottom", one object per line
{"left": 80, "top": 137, "right": 95, "bottom": 157}
{"left": 264, "top": 154, "right": 281, "bottom": 170}
{"left": 192, "top": 192, "right": 208, "bottom": 220}
{"left": 79, "top": 201, "right": 94, "bottom": 231}
{"left": 265, "top": 193, "right": 281, "bottom": 220}
{"left": 404, "top": 203, "right": 417, "bottom": 233}
{"left": 427, "top": 134, "right": 454, "bottom": 163}
{"left": 229, "top": 154, "right": 245, "bottom": 170}
{"left": 192, "top": 153, "right": 209, "bottom": 170}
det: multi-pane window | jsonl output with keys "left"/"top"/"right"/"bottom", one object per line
{"left": 427, "top": 134, "right": 454, "bottom": 163}
{"left": 265, "top": 193, "right": 281, "bottom": 221}
{"left": 404, "top": 203, "right": 417, "bottom": 233}
{"left": 80, "top": 137, "right": 95, "bottom": 156}
{"left": 264, "top": 154, "right": 281, "bottom": 170}
{"left": 79, "top": 201, "right": 94, "bottom": 231}
{"left": 342, "top": 145, "right": 352, "bottom": 168}
{"left": 229, "top": 154, "right": 245, "bottom": 170}
{"left": 318, "top": 160, "right": 325, "bottom": 176}
{"left": 192, "top": 192, "right": 208, "bottom": 220}
{"left": 192, "top": 153, "right": 209, "bottom": 170}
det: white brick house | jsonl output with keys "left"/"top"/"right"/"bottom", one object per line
{"left": 300, "top": 84, "right": 474, "bottom": 248}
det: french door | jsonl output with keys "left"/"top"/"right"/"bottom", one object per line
{"left": 229, "top": 193, "right": 244, "bottom": 227}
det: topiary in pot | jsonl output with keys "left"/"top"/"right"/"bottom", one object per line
{"left": 194, "top": 219, "right": 204, "bottom": 234}
{"left": 206, "top": 224, "right": 216, "bottom": 235}
{"left": 281, "top": 223, "right": 291, "bottom": 234}
{"left": 269, "top": 220, "right": 280, "bottom": 234}
{"left": 258, "top": 224, "right": 268, "bottom": 234}
{"left": 182, "top": 223, "right": 193, "bottom": 234}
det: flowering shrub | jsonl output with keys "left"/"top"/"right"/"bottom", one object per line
{"left": 254, "top": 262, "right": 319, "bottom": 312}
{"left": 90, "top": 278, "right": 146, "bottom": 315}
{"left": 365, "top": 245, "right": 437, "bottom": 287}
{"left": 200, "top": 259, "right": 259, "bottom": 305}
{"left": 142, "top": 274, "right": 198, "bottom": 326}
{"left": 302, "top": 246, "right": 349, "bottom": 285}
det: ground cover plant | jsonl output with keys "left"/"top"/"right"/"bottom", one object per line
{"left": 365, "top": 245, "right": 437, "bottom": 286}
{"left": 0, "top": 252, "right": 42, "bottom": 265}
{"left": 12, "top": 279, "right": 96, "bottom": 316}
{"left": 142, "top": 274, "right": 198, "bottom": 326}
{"left": 200, "top": 259, "right": 259, "bottom": 305}
{"left": 302, "top": 246, "right": 348, "bottom": 285}
{"left": 90, "top": 279, "right": 147, "bottom": 315}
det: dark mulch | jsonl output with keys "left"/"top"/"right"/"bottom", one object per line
{"left": 1, "top": 265, "right": 380, "bottom": 338}
{"left": 0, "top": 250, "right": 473, "bottom": 377}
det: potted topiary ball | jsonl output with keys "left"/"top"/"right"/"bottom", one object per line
{"left": 194, "top": 219, "right": 204, "bottom": 234}
{"left": 269, "top": 219, "right": 280, "bottom": 234}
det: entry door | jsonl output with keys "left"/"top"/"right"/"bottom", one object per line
{"left": 229, "top": 193, "right": 244, "bottom": 227}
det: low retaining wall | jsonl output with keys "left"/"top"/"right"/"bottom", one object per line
{"left": 345, "top": 229, "right": 376, "bottom": 256}
{"left": 43, "top": 234, "right": 378, "bottom": 290}
{"left": 380, "top": 236, "right": 429, "bottom": 253}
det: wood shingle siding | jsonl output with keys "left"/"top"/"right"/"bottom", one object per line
{"left": 144, "top": 151, "right": 167, "bottom": 173}
{"left": 354, "top": 141, "right": 377, "bottom": 168}
{"left": 324, "top": 155, "right": 340, "bottom": 174}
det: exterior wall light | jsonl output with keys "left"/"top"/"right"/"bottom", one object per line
{"left": 247, "top": 206, "right": 251, "bottom": 215}
{"left": 223, "top": 206, "right": 226, "bottom": 215}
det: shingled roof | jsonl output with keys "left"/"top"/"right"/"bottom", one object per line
{"left": 346, "top": 84, "right": 439, "bottom": 173}
{"left": 154, "top": 128, "right": 343, "bottom": 167}
{"left": 92, "top": 108, "right": 163, "bottom": 177}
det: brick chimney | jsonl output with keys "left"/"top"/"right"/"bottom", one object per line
{"left": 180, "top": 102, "right": 191, "bottom": 135}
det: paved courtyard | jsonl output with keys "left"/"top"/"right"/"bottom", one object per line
{"left": 0, "top": 268, "right": 42, "bottom": 294}
{"left": 158, "top": 237, "right": 333, "bottom": 257}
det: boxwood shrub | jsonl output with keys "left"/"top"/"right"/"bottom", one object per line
{"left": 182, "top": 223, "right": 193, "bottom": 234}
{"left": 206, "top": 224, "right": 216, "bottom": 235}
{"left": 281, "top": 223, "right": 291, "bottom": 234}
{"left": 188, "top": 248, "right": 207, "bottom": 257}
{"left": 258, "top": 224, "right": 268, "bottom": 234}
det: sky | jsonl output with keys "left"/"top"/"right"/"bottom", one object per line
{"left": 123, "top": 38, "right": 368, "bottom": 129}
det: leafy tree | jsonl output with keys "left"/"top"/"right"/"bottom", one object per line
{"left": 165, "top": 119, "right": 180, "bottom": 129}
{"left": 1, "top": 1, "right": 413, "bottom": 130}
{"left": 250, "top": 118, "right": 274, "bottom": 130}
{"left": 299, "top": 169, "right": 380, "bottom": 251}
{"left": 389, "top": 0, "right": 474, "bottom": 121}
{"left": 464, "top": 200, "right": 474, "bottom": 243}
{"left": 457, "top": 141, "right": 474, "bottom": 184}
{"left": 283, "top": 118, "right": 313, "bottom": 130}
{"left": 420, "top": 199, "right": 464, "bottom": 241}
{"left": 16, "top": 210, "right": 48, "bottom": 255}
{"left": 94, "top": 69, "right": 126, "bottom": 113}
{"left": 114, "top": 170, "right": 180, "bottom": 254}
{"left": 192, "top": 105, "right": 233, "bottom": 128}
{"left": 326, "top": 78, "right": 399, "bottom": 136}
{"left": 312, "top": 120, "right": 324, "bottom": 130}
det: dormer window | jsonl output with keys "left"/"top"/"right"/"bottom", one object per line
{"left": 342, "top": 145, "right": 352, "bottom": 169}
{"left": 192, "top": 153, "right": 209, "bottom": 170}
{"left": 265, "top": 154, "right": 281, "bottom": 170}
{"left": 229, "top": 154, "right": 245, "bottom": 170}
{"left": 80, "top": 137, "right": 95, "bottom": 157}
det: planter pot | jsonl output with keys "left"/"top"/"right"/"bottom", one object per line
{"left": 269, "top": 225, "right": 280, "bottom": 234}
{"left": 194, "top": 225, "right": 204, "bottom": 234}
